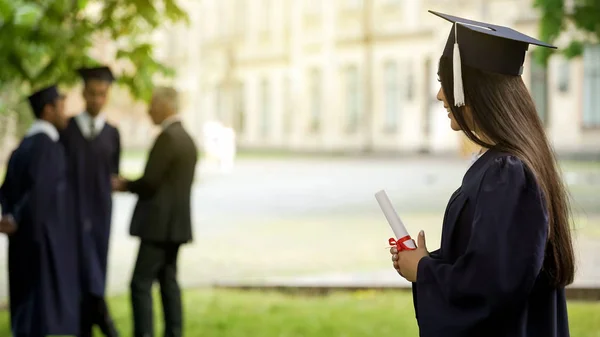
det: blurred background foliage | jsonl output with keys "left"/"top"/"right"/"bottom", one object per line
{"left": 0, "top": 0, "right": 188, "bottom": 137}
{"left": 534, "top": 0, "right": 600, "bottom": 64}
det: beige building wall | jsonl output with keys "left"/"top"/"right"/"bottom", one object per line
{"left": 200, "top": 0, "right": 458, "bottom": 154}
{"left": 191, "top": 0, "right": 600, "bottom": 156}
{"left": 52, "top": 0, "right": 599, "bottom": 155}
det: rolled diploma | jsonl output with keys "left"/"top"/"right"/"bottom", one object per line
{"left": 375, "top": 190, "right": 416, "bottom": 249}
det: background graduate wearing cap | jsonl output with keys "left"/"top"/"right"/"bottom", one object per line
{"left": 389, "top": 11, "right": 574, "bottom": 337}
{"left": 60, "top": 66, "right": 121, "bottom": 337}
{"left": 0, "top": 85, "right": 80, "bottom": 336}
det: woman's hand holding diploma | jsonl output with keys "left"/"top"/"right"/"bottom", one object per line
{"left": 375, "top": 190, "right": 429, "bottom": 282}
{"left": 390, "top": 231, "right": 429, "bottom": 282}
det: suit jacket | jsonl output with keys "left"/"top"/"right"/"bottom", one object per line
{"left": 128, "top": 121, "right": 198, "bottom": 243}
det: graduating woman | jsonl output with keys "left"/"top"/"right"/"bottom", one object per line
{"left": 390, "top": 11, "right": 575, "bottom": 337}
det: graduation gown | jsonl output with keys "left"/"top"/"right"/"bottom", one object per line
{"left": 1, "top": 131, "right": 79, "bottom": 336}
{"left": 60, "top": 115, "right": 121, "bottom": 297}
{"left": 412, "top": 149, "right": 570, "bottom": 337}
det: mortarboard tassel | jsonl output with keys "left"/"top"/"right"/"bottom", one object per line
{"left": 453, "top": 22, "right": 465, "bottom": 107}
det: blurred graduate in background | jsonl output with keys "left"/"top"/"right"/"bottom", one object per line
{"left": 0, "top": 85, "right": 80, "bottom": 337}
{"left": 60, "top": 66, "right": 122, "bottom": 337}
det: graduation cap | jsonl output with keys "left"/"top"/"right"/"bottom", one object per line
{"left": 27, "top": 85, "right": 65, "bottom": 118}
{"left": 77, "top": 66, "right": 115, "bottom": 83}
{"left": 429, "top": 10, "right": 557, "bottom": 107}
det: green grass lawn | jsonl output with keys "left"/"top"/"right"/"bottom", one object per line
{"left": 0, "top": 289, "right": 598, "bottom": 337}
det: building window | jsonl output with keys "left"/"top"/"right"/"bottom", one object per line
{"left": 405, "top": 59, "right": 414, "bottom": 101}
{"left": 260, "top": 78, "right": 270, "bottom": 137}
{"left": 305, "top": 0, "right": 321, "bottom": 16}
{"left": 216, "top": 1, "right": 229, "bottom": 38}
{"left": 235, "top": 0, "right": 246, "bottom": 37}
{"left": 384, "top": 61, "right": 399, "bottom": 133}
{"left": 260, "top": 0, "right": 271, "bottom": 37}
{"left": 345, "top": 66, "right": 360, "bottom": 133}
{"left": 557, "top": 60, "right": 570, "bottom": 93}
{"left": 384, "top": 0, "right": 402, "bottom": 6}
{"left": 344, "top": 0, "right": 363, "bottom": 9}
{"left": 309, "top": 69, "right": 321, "bottom": 133}
{"left": 583, "top": 44, "right": 600, "bottom": 128}
{"left": 215, "top": 85, "right": 224, "bottom": 122}
{"left": 283, "top": 76, "right": 292, "bottom": 134}
{"left": 234, "top": 82, "right": 245, "bottom": 133}
{"left": 529, "top": 53, "right": 548, "bottom": 126}
{"left": 281, "top": 0, "right": 290, "bottom": 41}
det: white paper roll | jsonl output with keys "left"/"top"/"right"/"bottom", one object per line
{"left": 375, "top": 190, "right": 416, "bottom": 249}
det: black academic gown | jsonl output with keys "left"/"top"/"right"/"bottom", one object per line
{"left": 1, "top": 133, "right": 79, "bottom": 336}
{"left": 60, "top": 116, "right": 121, "bottom": 297}
{"left": 412, "top": 149, "right": 570, "bottom": 337}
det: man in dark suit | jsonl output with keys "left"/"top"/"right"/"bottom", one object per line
{"left": 112, "top": 86, "right": 198, "bottom": 337}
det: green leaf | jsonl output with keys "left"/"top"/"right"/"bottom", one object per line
{"left": 564, "top": 40, "right": 584, "bottom": 58}
{"left": 533, "top": 0, "right": 566, "bottom": 65}
{"left": 77, "top": 0, "right": 88, "bottom": 10}
{"left": 49, "top": 0, "right": 71, "bottom": 16}
{"left": 572, "top": 3, "right": 600, "bottom": 38}
{"left": 12, "top": 3, "right": 43, "bottom": 28}
{"left": 0, "top": 0, "right": 188, "bottom": 129}
{"left": 164, "top": 0, "right": 189, "bottom": 24}
{"left": 0, "top": 0, "right": 15, "bottom": 21}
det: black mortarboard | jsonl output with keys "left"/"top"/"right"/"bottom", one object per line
{"left": 429, "top": 10, "right": 557, "bottom": 107}
{"left": 77, "top": 66, "right": 115, "bottom": 83}
{"left": 27, "top": 85, "right": 65, "bottom": 118}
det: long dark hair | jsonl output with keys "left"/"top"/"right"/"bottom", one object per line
{"left": 438, "top": 56, "right": 575, "bottom": 287}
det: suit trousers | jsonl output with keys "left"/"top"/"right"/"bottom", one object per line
{"left": 130, "top": 241, "right": 182, "bottom": 337}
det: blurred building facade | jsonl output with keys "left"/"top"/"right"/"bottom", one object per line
{"left": 60, "top": 0, "right": 600, "bottom": 155}
{"left": 194, "top": 0, "right": 600, "bottom": 155}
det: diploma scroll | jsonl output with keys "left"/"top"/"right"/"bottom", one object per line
{"left": 375, "top": 190, "right": 416, "bottom": 251}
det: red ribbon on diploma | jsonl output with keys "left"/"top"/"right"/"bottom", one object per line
{"left": 389, "top": 235, "right": 416, "bottom": 251}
